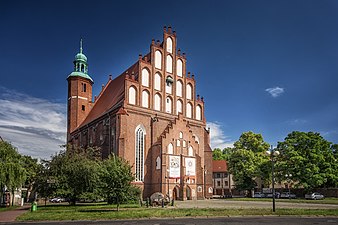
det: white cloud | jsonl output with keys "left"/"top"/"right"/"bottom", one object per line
{"left": 206, "top": 121, "right": 234, "bottom": 150}
{"left": 0, "top": 87, "right": 66, "bottom": 159}
{"left": 265, "top": 86, "right": 284, "bottom": 98}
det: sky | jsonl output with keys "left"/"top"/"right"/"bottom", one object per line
{"left": 1, "top": 0, "right": 338, "bottom": 159}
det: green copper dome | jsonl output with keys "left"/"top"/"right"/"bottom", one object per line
{"left": 75, "top": 52, "right": 87, "bottom": 62}
{"left": 68, "top": 39, "right": 93, "bottom": 83}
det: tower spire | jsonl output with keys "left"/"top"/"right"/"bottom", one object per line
{"left": 80, "top": 38, "right": 83, "bottom": 54}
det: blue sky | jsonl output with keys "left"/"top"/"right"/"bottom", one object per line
{"left": 1, "top": 0, "right": 338, "bottom": 159}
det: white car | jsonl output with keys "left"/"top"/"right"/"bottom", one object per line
{"left": 280, "top": 192, "right": 296, "bottom": 199}
{"left": 49, "top": 197, "right": 62, "bottom": 203}
{"left": 253, "top": 192, "right": 265, "bottom": 198}
{"left": 305, "top": 192, "right": 324, "bottom": 200}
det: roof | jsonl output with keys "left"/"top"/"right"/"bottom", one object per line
{"left": 212, "top": 160, "right": 228, "bottom": 172}
{"left": 78, "top": 73, "right": 126, "bottom": 128}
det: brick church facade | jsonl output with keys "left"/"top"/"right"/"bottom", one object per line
{"left": 67, "top": 26, "right": 213, "bottom": 200}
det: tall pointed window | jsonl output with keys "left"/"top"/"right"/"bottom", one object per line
{"left": 196, "top": 105, "right": 202, "bottom": 120}
{"left": 128, "top": 86, "right": 137, "bottom": 105}
{"left": 154, "top": 72, "right": 161, "bottom": 91}
{"left": 135, "top": 126, "right": 145, "bottom": 182}
{"left": 155, "top": 50, "right": 162, "bottom": 69}
{"left": 176, "top": 99, "right": 183, "bottom": 115}
{"left": 142, "top": 90, "right": 150, "bottom": 108}
{"left": 154, "top": 93, "right": 161, "bottom": 111}
{"left": 186, "top": 83, "right": 193, "bottom": 100}
{"left": 166, "top": 55, "right": 173, "bottom": 73}
{"left": 166, "top": 37, "right": 173, "bottom": 53}
{"left": 186, "top": 102, "right": 192, "bottom": 118}
{"left": 176, "top": 80, "right": 183, "bottom": 97}
{"left": 141, "top": 68, "right": 149, "bottom": 87}
{"left": 177, "top": 59, "right": 183, "bottom": 77}
{"left": 166, "top": 97, "right": 172, "bottom": 113}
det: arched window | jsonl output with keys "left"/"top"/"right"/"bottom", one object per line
{"left": 179, "top": 132, "right": 183, "bottom": 139}
{"left": 186, "top": 83, "right": 193, "bottom": 100}
{"left": 154, "top": 72, "right": 161, "bottom": 91}
{"left": 141, "top": 68, "right": 149, "bottom": 87}
{"left": 166, "top": 97, "right": 172, "bottom": 113}
{"left": 155, "top": 50, "right": 162, "bottom": 69}
{"left": 156, "top": 156, "right": 161, "bottom": 170}
{"left": 176, "top": 80, "right": 183, "bottom": 97}
{"left": 177, "top": 59, "right": 183, "bottom": 77}
{"left": 166, "top": 37, "right": 173, "bottom": 53}
{"left": 176, "top": 99, "right": 183, "bottom": 115}
{"left": 188, "top": 146, "right": 193, "bottom": 156}
{"left": 196, "top": 105, "right": 202, "bottom": 120}
{"left": 186, "top": 102, "right": 192, "bottom": 118}
{"left": 154, "top": 93, "right": 161, "bottom": 111}
{"left": 135, "top": 125, "right": 146, "bottom": 181}
{"left": 142, "top": 90, "right": 149, "bottom": 108}
{"left": 166, "top": 55, "right": 173, "bottom": 73}
{"left": 168, "top": 143, "right": 174, "bottom": 154}
{"left": 128, "top": 86, "right": 137, "bottom": 105}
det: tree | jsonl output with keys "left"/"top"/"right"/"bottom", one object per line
{"left": 227, "top": 131, "right": 270, "bottom": 194}
{"left": 21, "top": 155, "right": 40, "bottom": 202}
{"left": 47, "top": 148, "right": 102, "bottom": 205}
{"left": 0, "top": 141, "right": 26, "bottom": 205}
{"left": 212, "top": 148, "right": 225, "bottom": 160}
{"left": 276, "top": 131, "right": 338, "bottom": 190}
{"left": 99, "top": 155, "right": 137, "bottom": 211}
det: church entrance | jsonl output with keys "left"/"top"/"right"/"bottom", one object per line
{"left": 173, "top": 186, "right": 179, "bottom": 200}
{"left": 186, "top": 186, "right": 192, "bottom": 200}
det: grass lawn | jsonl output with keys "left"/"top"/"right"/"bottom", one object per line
{"left": 17, "top": 203, "right": 338, "bottom": 221}
{"left": 226, "top": 197, "right": 338, "bottom": 205}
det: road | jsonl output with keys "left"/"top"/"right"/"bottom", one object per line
{"left": 2, "top": 217, "right": 338, "bottom": 225}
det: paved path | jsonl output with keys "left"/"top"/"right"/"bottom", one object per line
{"left": 0, "top": 205, "right": 30, "bottom": 223}
{"left": 175, "top": 199, "right": 338, "bottom": 209}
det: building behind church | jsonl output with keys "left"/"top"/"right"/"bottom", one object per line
{"left": 66, "top": 26, "right": 213, "bottom": 200}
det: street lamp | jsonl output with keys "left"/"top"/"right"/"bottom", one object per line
{"left": 266, "top": 145, "right": 280, "bottom": 212}
{"left": 285, "top": 174, "right": 292, "bottom": 199}
{"left": 166, "top": 169, "right": 170, "bottom": 202}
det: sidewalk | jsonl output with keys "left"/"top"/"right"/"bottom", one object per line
{"left": 0, "top": 205, "right": 30, "bottom": 223}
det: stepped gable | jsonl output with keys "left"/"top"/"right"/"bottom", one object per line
{"left": 157, "top": 114, "right": 198, "bottom": 146}
{"left": 78, "top": 73, "right": 126, "bottom": 128}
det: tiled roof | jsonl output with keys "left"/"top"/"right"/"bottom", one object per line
{"left": 78, "top": 73, "right": 126, "bottom": 128}
{"left": 213, "top": 160, "right": 228, "bottom": 172}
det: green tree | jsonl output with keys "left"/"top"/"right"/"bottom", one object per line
{"left": 212, "top": 148, "right": 225, "bottom": 160}
{"left": 0, "top": 141, "right": 26, "bottom": 205}
{"left": 21, "top": 155, "right": 40, "bottom": 202}
{"left": 47, "top": 148, "right": 102, "bottom": 205}
{"left": 276, "top": 131, "right": 338, "bottom": 190}
{"left": 227, "top": 131, "right": 270, "bottom": 193}
{"left": 100, "top": 155, "right": 137, "bottom": 211}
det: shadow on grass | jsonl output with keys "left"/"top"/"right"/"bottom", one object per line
{"left": 78, "top": 209, "right": 118, "bottom": 213}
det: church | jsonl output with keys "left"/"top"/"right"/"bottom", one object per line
{"left": 66, "top": 26, "right": 213, "bottom": 200}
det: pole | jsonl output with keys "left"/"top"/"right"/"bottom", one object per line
{"left": 271, "top": 152, "right": 276, "bottom": 212}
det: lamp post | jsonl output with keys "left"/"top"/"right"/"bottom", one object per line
{"left": 166, "top": 169, "right": 170, "bottom": 202}
{"left": 285, "top": 174, "right": 292, "bottom": 200}
{"left": 266, "top": 145, "right": 280, "bottom": 212}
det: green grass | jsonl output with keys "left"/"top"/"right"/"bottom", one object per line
{"left": 227, "top": 197, "right": 338, "bottom": 205}
{"left": 17, "top": 204, "right": 338, "bottom": 221}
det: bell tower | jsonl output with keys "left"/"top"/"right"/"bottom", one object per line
{"left": 67, "top": 39, "right": 93, "bottom": 140}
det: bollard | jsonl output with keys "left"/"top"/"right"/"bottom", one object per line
{"left": 31, "top": 201, "right": 37, "bottom": 212}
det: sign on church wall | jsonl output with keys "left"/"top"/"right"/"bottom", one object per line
{"left": 169, "top": 155, "right": 180, "bottom": 178}
{"left": 185, "top": 157, "right": 196, "bottom": 176}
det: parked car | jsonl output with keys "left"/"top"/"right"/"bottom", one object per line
{"left": 305, "top": 192, "right": 324, "bottom": 200}
{"left": 49, "top": 197, "right": 62, "bottom": 203}
{"left": 266, "top": 192, "right": 280, "bottom": 198}
{"left": 280, "top": 192, "right": 296, "bottom": 199}
{"left": 253, "top": 192, "right": 265, "bottom": 198}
